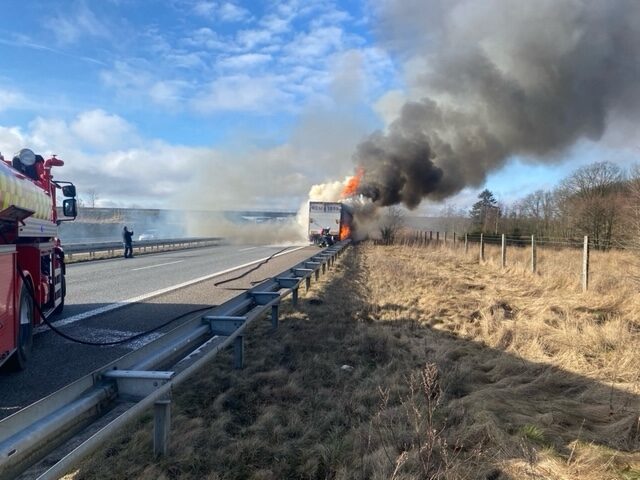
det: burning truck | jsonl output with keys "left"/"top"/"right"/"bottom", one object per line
{"left": 308, "top": 201, "right": 353, "bottom": 245}
{"left": 0, "top": 148, "right": 77, "bottom": 370}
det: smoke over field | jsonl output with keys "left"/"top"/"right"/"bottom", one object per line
{"left": 354, "top": 0, "right": 640, "bottom": 208}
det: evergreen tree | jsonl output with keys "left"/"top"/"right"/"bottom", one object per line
{"left": 469, "top": 189, "right": 500, "bottom": 232}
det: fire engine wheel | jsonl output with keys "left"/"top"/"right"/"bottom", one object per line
{"left": 53, "top": 274, "right": 66, "bottom": 315}
{"left": 6, "top": 283, "right": 34, "bottom": 371}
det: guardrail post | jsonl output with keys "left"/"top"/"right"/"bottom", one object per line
{"left": 531, "top": 235, "right": 537, "bottom": 273}
{"left": 292, "top": 287, "right": 299, "bottom": 307}
{"left": 429, "top": 231, "right": 433, "bottom": 242}
{"left": 464, "top": 233, "right": 468, "bottom": 253}
{"left": 234, "top": 336, "right": 244, "bottom": 369}
{"left": 271, "top": 305, "right": 279, "bottom": 330}
{"left": 305, "top": 276, "right": 311, "bottom": 290}
{"left": 444, "top": 231, "right": 447, "bottom": 244}
{"left": 582, "top": 235, "right": 589, "bottom": 292}
{"left": 436, "top": 231, "right": 439, "bottom": 243}
{"left": 452, "top": 232, "right": 456, "bottom": 248}
{"left": 480, "top": 233, "right": 485, "bottom": 262}
{"left": 154, "top": 398, "right": 171, "bottom": 457}
{"left": 501, "top": 234, "right": 506, "bottom": 269}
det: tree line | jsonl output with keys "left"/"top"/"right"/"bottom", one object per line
{"left": 465, "top": 161, "right": 638, "bottom": 249}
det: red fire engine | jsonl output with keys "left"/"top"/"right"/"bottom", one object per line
{"left": 0, "top": 148, "right": 77, "bottom": 370}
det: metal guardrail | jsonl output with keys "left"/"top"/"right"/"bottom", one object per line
{"left": 0, "top": 241, "right": 350, "bottom": 480}
{"left": 63, "top": 237, "right": 223, "bottom": 260}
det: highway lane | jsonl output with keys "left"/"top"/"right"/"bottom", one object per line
{"left": 0, "top": 244, "right": 322, "bottom": 419}
{"left": 55, "top": 244, "right": 303, "bottom": 323}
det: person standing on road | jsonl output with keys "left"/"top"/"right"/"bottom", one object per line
{"left": 123, "top": 226, "right": 134, "bottom": 258}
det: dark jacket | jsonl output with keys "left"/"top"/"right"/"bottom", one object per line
{"left": 123, "top": 228, "right": 134, "bottom": 245}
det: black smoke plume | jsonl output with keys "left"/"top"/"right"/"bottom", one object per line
{"left": 355, "top": 0, "right": 640, "bottom": 209}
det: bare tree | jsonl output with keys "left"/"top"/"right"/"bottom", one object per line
{"left": 556, "top": 162, "right": 624, "bottom": 249}
{"left": 379, "top": 206, "right": 405, "bottom": 245}
{"left": 440, "top": 203, "right": 471, "bottom": 234}
{"left": 87, "top": 189, "right": 99, "bottom": 208}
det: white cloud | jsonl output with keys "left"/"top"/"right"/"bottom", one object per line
{"left": 149, "top": 80, "right": 190, "bottom": 106}
{"left": 193, "top": 1, "right": 216, "bottom": 17}
{"left": 0, "top": 96, "right": 372, "bottom": 210}
{"left": 217, "top": 53, "right": 272, "bottom": 70}
{"left": 192, "top": 1, "right": 250, "bottom": 22}
{"left": 193, "top": 74, "right": 292, "bottom": 112}
{"left": 70, "top": 110, "right": 137, "bottom": 150}
{"left": 44, "top": 3, "right": 111, "bottom": 45}
{"left": 259, "top": 15, "right": 291, "bottom": 35}
{"left": 0, "top": 126, "right": 26, "bottom": 158}
{"left": 236, "top": 28, "right": 274, "bottom": 49}
{"left": 164, "top": 51, "right": 205, "bottom": 69}
{"left": 283, "top": 26, "right": 344, "bottom": 61}
{"left": 93, "top": 2, "right": 391, "bottom": 118}
{"left": 100, "top": 61, "right": 191, "bottom": 107}
{"left": 100, "top": 61, "right": 149, "bottom": 93}
{"left": 0, "top": 88, "right": 26, "bottom": 112}
{"left": 181, "top": 27, "right": 228, "bottom": 51}
{"left": 309, "top": 6, "right": 351, "bottom": 28}
{"left": 218, "top": 2, "right": 251, "bottom": 22}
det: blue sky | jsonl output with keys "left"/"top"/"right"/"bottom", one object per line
{"left": 0, "top": 0, "right": 636, "bottom": 212}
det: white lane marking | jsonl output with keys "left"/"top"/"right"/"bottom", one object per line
{"left": 131, "top": 260, "right": 184, "bottom": 271}
{"left": 36, "top": 246, "right": 306, "bottom": 334}
{"left": 238, "top": 247, "right": 257, "bottom": 252}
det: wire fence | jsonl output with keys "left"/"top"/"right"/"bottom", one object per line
{"left": 396, "top": 230, "right": 639, "bottom": 292}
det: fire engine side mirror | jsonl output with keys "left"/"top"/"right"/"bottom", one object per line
{"left": 62, "top": 185, "right": 76, "bottom": 197}
{"left": 62, "top": 198, "right": 77, "bottom": 218}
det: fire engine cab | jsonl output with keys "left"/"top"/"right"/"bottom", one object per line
{"left": 0, "top": 148, "right": 77, "bottom": 370}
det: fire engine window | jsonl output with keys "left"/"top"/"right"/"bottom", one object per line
{"left": 41, "top": 254, "right": 51, "bottom": 276}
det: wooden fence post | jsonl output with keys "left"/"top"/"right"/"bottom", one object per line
{"left": 531, "top": 235, "right": 537, "bottom": 273}
{"left": 501, "top": 234, "right": 506, "bottom": 268}
{"left": 464, "top": 233, "right": 468, "bottom": 253}
{"left": 453, "top": 232, "right": 456, "bottom": 249}
{"left": 429, "top": 231, "right": 433, "bottom": 242}
{"left": 582, "top": 235, "right": 589, "bottom": 292}
{"left": 480, "top": 233, "right": 485, "bottom": 262}
{"left": 436, "top": 231, "right": 439, "bottom": 243}
{"left": 444, "top": 231, "right": 448, "bottom": 244}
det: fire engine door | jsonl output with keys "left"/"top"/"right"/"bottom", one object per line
{"left": 0, "top": 246, "right": 17, "bottom": 361}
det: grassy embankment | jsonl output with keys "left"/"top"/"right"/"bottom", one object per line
{"left": 67, "top": 241, "right": 640, "bottom": 479}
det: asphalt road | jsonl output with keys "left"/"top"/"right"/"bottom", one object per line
{"left": 0, "top": 243, "right": 321, "bottom": 419}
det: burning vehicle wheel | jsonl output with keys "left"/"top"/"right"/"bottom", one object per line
{"left": 7, "top": 283, "right": 34, "bottom": 371}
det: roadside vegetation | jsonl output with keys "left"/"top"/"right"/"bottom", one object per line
{"left": 67, "top": 241, "right": 640, "bottom": 480}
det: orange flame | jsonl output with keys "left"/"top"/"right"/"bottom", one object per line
{"left": 339, "top": 223, "right": 351, "bottom": 240}
{"left": 341, "top": 168, "right": 363, "bottom": 198}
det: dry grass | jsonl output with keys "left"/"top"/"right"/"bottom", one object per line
{"left": 67, "top": 242, "right": 640, "bottom": 480}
